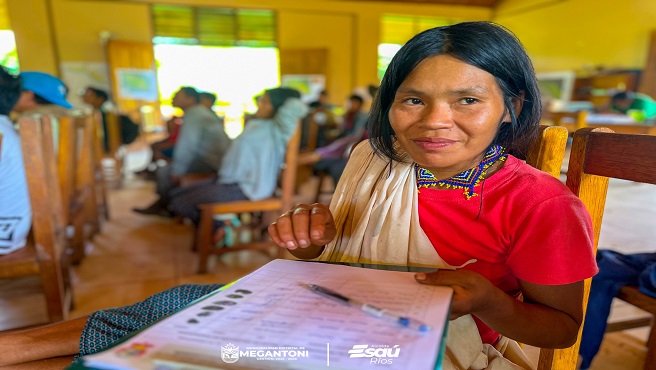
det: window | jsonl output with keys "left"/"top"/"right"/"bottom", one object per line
{"left": 378, "top": 15, "right": 455, "bottom": 80}
{"left": 0, "top": 0, "right": 18, "bottom": 73}
{"left": 152, "top": 5, "right": 276, "bottom": 47}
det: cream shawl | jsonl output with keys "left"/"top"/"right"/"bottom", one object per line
{"left": 317, "top": 141, "right": 469, "bottom": 268}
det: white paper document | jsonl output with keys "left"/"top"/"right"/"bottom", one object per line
{"left": 82, "top": 259, "right": 453, "bottom": 369}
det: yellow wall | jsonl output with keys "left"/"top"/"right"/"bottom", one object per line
{"left": 6, "top": 0, "right": 59, "bottom": 74}
{"left": 6, "top": 0, "right": 491, "bottom": 103}
{"left": 52, "top": 0, "right": 152, "bottom": 63}
{"left": 494, "top": 0, "right": 656, "bottom": 73}
{"left": 278, "top": 10, "right": 354, "bottom": 105}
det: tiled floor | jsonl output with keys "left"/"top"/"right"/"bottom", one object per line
{"left": 0, "top": 146, "right": 652, "bottom": 369}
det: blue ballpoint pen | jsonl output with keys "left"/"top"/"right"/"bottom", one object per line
{"left": 304, "top": 283, "right": 431, "bottom": 332}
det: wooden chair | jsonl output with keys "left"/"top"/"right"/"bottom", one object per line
{"left": 557, "top": 128, "right": 655, "bottom": 370}
{"left": 90, "top": 111, "right": 111, "bottom": 222}
{"left": 93, "top": 110, "right": 124, "bottom": 185}
{"left": 0, "top": 115, "right": 73, "bottom": 324}
{"left": 523, "top": 125, "right": 593, "bottom": 370}
{"left": 525, "top": 125, "right": 569, "bottom": 179}
{"left": 195, "top": 126, "right": 301, "bottom": 273}
{"left": 58, "top": 115, "right": 102, "bottom": 264}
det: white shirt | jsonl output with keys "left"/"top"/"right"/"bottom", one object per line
{"left": 0, "top": 115, "right": 31, "bottom": 254}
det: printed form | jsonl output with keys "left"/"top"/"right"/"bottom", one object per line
{"left": 83, "top": 259, "right": 453, "bottom": 370}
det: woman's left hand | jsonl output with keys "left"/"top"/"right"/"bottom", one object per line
{"left": 415, "top": 270, "right": 498, "bottom": 320}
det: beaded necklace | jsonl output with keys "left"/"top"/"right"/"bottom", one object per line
{"left": 415, "top": 145, "right": 507, "bottom": 200}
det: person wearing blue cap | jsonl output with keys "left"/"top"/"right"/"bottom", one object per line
{"left": 12, "top": 71, "right": 73, "bottom": 117}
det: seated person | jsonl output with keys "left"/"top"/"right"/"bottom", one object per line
{"left": 0, "top": 66, "right": 31, "bottom": 255}
{"left": 133, "top": 87, "right": 230, "bottom": 217}
{"left": 609, "top": 91, "right": 656, "bottom": 120}
{"left": 338, "top": 94, "right": 368, "bottom": 138}
{"left": 82, "top": 87, "right": 139, "bottom": 153}
{"left": 301, "top": 90, "right": 338, "bottom": 150}
{"left": 313, "top": 94, "right": 369, "bottom": 185}
{"left": 137, "top": 90, "right": 221, "bottom": 177}
{"left": 269, "top": 22, "right": 597, "bottom": 368}
{"left": 578, "top": 250, "right": 656, "bottom": 369}
{"left": 12, "top": 71, "right": 72, "bottom": 118}
{"left": 0, "top": 23, "right": 596, "bottom": 370}
{"left": 199, "top": 91, "right": 218, "bottom": 113}
{"left": 168, "top": 87, "right": 307, "bottom": 227}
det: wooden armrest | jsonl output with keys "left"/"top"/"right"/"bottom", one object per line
{"left": 198, "top": 198, "right": 282, "bottom": 214}
{"left": 179, "top": 173, "right": 216, "bottom": 187}
{"left": 617, "top": 286, "right": 656, "bottom": 314}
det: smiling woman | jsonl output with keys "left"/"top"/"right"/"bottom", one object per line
{"left": 269, "top": 21, "right": 597, "bottom": 369}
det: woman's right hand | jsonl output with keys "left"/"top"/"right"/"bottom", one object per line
{"left": 268, "top": 203, "right": 336, "bottom": 251}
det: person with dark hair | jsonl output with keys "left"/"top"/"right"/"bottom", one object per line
{"left": 610, "top": 91, "right": 656, "bottom": 120}
{"left": 134, "top": 86, "right": 230, "bottom": 216}
{"left": 0, "top": 23, "right": 593, "bottom": 369}
{"left": 83, "top": 86, "right": 109, "bottom": 104}
{"left": 12, "top": 71, "right": 72, "bottom": 117}
{"left": 82, "top": 86, "right": 140, "bottom": 152}
{"left": 312, "top": 94, "right": 369, "bottom": 185}
{"left": 0, "top": 66, "right": 31, "bottom": 255}
{"left": 199, "top": 91, "right": 217, "bottom": 110}
{"left": 0, "top": 88, "right": 306, "bottom": 368}
{"left": 269, "top": 22, "right": 597, "bottom": 368}
{"left": 169, "top": 87, "right": 307, "bottom": 226}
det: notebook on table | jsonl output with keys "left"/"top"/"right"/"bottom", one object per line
{"left": 70, "top": 259, "right": 453, "bottom": 370}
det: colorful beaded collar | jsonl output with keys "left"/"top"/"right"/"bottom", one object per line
{"left": 415, "top": 145, "right": 507, "bottom": 200}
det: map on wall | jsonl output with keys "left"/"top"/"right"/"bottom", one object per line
{"left": 116, "top": 68, "right": 158, "bottom": 102}
{"left": 60, "top": 62, "right": 111, "bottom": 110}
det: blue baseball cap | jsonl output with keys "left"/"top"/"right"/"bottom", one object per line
{"left": 20, "top": 71, "right": 72, "bottom": 109}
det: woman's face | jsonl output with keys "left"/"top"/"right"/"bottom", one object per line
{"left": 255, "top": 93, "right": 275, "bottom": 118}
{"left": 389, "top": 54, "right": 510, "bottom": 179}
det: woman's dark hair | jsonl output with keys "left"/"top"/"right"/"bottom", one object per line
{"left": 266, "top": 87, "right": 301, "bottom": 113}
{"left": 0, "top": 67, "right": 21, "bottom": 115}
{"left": 368, "top": 21, "right": 541, "bottom": 162}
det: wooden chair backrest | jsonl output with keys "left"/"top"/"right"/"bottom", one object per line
{"left": 523, "top": 125, "right": 585, "bottom": 370}
{"left": 58, "top": 115, "right": 77, "bottom": 222}
{"left": 105, "top": 110, "right": 122, "bottom": 155}
{"left": 16, "top": 115, "right": 68, "bottom": 321}
{"left": 564, "top": 128, "right": 656, "bottom": 370}
{"left": 280, "top": 125, "right": 302, "bottom": 211}
{"left": 525, "top": 125, "right": 569, "bottom": 178}
{"left": 58, "top": 115, "right": 98, "bottom": 214}
{"left": 534, "top": 127, "right": 624, "bottom": 370}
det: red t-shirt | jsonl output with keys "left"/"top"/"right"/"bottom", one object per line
{"left": 417, "top": 155, "right": 598, "bottom": 344}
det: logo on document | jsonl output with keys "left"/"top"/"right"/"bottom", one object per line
{"left": 220, "top": 344, "right": 309, "bottom": 363}
{"left": 221, "top": 343, "right": 240, "bottom": 364}
{"left": 348, "top": 344, "right": 400, "bottom": 365}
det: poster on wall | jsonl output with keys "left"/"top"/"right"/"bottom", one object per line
{"left": 281, "top": 74, "right": 325, "bottom": 103}
{"left": 116, "top": 68, "right": 158, "bottom": 102}
{"left": 60, "top": 62, "right": 111, "bottom": 110}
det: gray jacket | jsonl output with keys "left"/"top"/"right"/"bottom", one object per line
{"left": 171, "top": 105, "right": 230, "bottom": 175}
